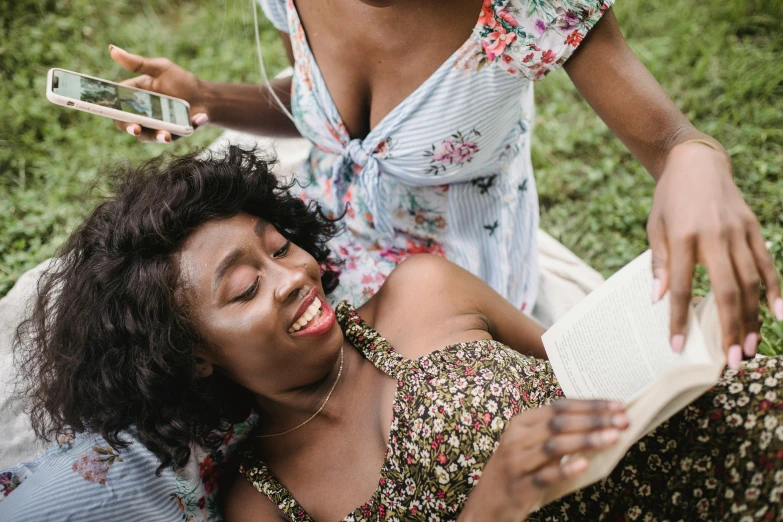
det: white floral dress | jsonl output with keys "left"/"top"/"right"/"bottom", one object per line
{"left": 261, "top": 0, "right": 615, "bottom": 311}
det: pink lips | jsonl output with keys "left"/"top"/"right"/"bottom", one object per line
{"left": 290, "top": 298, "right": 336, "bottom": 337}
{"left": 290, "top": 287, "right": 319, "bottom": 331}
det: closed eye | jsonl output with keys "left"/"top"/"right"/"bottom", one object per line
{"left": 233, "top": 277, "right": 259, "bottom": 303}
{"left": 274, "top": 240, "right": 291, "bottom": 258}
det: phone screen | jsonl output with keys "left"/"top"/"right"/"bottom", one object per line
{"left": 51, "top": 69, "right": 190, "bottom": 126}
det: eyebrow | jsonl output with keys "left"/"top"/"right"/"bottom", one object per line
{"left": 211, "top": 219, "right": 268, "bottom": 297}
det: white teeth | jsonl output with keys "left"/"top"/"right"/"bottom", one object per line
{"left": 288, "top": 297, "right": 323, "bottom": 333}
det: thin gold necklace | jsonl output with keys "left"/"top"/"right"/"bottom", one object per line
{"left": 257, "top": 346, "right": 344, "bottom": 438}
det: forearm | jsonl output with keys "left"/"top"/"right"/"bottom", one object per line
{"left": 200, "top": 76, "right": 302, "bottom": 137}
{"left": 564, "top": 10, "right": 728, "bottom": 182}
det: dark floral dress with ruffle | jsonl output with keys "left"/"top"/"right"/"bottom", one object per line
{"left": 240, "top": 302, "right": 783, "bottom": 521}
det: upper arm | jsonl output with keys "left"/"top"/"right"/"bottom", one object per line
{"left": 374, "top": 255, "right": 547, "bottom": 360}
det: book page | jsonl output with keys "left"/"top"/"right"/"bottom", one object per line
{"left": 542, "top": 251, "right": 712, "bottom": 403}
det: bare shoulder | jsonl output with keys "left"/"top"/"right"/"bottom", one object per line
{"left": 367, "top": 255, "right": 491, "bottom": 358}
{"left": 383, "top": 254, "right": 460, "bottom": 292}
{"left": 222, "top": 472, "right": 287, "bottom": 521}
{"left": 375, "top": 254, "right": 467, "bottom": 313}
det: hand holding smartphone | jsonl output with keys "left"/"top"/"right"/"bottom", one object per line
{"left": 47, "top": 46, "right": 210, "bottom": 143}
{"left": 47, "top": 68, "right": 195, "bottom": 138}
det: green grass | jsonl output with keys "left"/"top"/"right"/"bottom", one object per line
{"left": 2, "top": 0, "right": 782, "bottom": 351}
{"left": 0, "top": 0, "right": 288, "bottom": 295}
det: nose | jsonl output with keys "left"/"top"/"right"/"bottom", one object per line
{"left": 273, "top": 261, "right": 309, "bottom": 304}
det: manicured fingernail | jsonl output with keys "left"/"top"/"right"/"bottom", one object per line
{"left": 193, "top": 113, "right": 209, "bottom": 126}
{"left": 126, "top": 126, "right": 138, "bottom": 136}
{"left": 671, "top": 334, "right": 685, "bottom": 353}
{"left": 743, "top": 333, "right": 758, "bottom": 358}
{"left": 651, "top": 278, "right": 661, "bottom": 303}
{"left": 775, "top": 298, "right": 783, "bottom": 321}
{"left": 612, "top": 413, "right": 628, "bottom": 428}
{"left": 728, "top": 344, "right": 742, "bottom": 369}
{"left": 156, "top": 133, "right": 169, "bottom": 143}
{"left": 601, "top": 429, "right": 619, "bottom": 444}
{"left": 564, "top": 457, "right": 588, "bottom": 474}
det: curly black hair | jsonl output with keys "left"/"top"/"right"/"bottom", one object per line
{"left": 14, "top": 145, "right": 341, "bottom": 472}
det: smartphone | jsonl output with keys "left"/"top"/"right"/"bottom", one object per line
{"left": 46, "top": 68, "right": 194, "bottom": 137}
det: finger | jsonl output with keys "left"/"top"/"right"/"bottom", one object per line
{"left": 115, "top": 74, "right": 153, "bottom": 91}
{"left": 529, "top": 457, "right": 589, "bottom": 490}
{"left": 508, "top": 428, "right": 619, "bottom": 479}
{"left": 545, "top": 410, "right": 629, "bottom": 435}
{"left": 702, "top": 240, "right": 743, "bottom": 367}
{"left": 647, "top": 216, "right": 669, "bottom": 303}
{"left": 668, "top": 234, "right": 697, "bottom": 352}
{"left": 122, "top": 123, "right": 172, "bottom": 143}
{"left": 729, "top": 238, "right": 761, "bottom": 358}
{"left": 192, "top": 113, "right": 209, "bottom": 128}
{"left": 747, "top": 224, "right": 783, "bottom": 321}
{"left": 550, "top": 399, "right": 624, "bottom": 415}
{"left": 114, "top": 120, "right": 141, "bottom": 137}
{"left": 150, "top": 130, "right": 171, "bottom": 144}
{"left": 506, "top": 401, "right": 626, "bottom": 451}
{"left": 517, "top": 400, "right": 622, "bottom": 427}
{"left": 542, "top": 429, "right": 621, "bottom": 459}
{"left": 108, "top": 45, "right": 171, "bottom": 77}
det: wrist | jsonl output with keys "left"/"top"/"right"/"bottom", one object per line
{"left": 460, "top": 503, "right": 511, "bottom": 522}
{"left": 459, "top": 491, "right": 530, "bottom": 522}
{"left": 197, "top": 79, "right": 219, "bottom": 120}
{"left": 662, "top": 133, "right": 733, "bottom": 181}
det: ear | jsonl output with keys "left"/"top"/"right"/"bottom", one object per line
{"left": 195, "top": 356, "right": 214, "bottom": 378}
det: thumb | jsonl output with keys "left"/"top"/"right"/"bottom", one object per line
{"left": 108, "top": 45, "right": 170, "bottom": 77}
{"left": 648, "top": 218, "right": 670, "bottom": 303}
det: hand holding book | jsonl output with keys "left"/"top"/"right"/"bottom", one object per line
{"left": 458, "top": 400, "right": 629, "bottom": 522}
{"left": 540, "top": 250, "right": 727, "bottom": 504}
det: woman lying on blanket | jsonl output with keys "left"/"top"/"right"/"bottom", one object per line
{"left": 7, "top": 146, "right": 783, "bottom": 521}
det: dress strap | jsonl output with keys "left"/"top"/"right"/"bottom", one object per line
{"left": 239, "top": 449, "right": 314, "bottom": 522}
{"left": 335, "top": 301, "right": 413, "bottom": 380}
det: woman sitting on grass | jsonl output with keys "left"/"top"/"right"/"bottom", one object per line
{"left": 4, "top": 146, "right": 783, "bottom": 521}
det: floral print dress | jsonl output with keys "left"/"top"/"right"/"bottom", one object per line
{"left": 238, "top": 302, "right": 783, "bottom": 521}
{"left": 259, "top": 0, "right": 615, "bottom": 311}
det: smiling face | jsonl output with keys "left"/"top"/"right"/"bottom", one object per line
{"left": 177, "top": 212, "right": 343, "bottom": 400}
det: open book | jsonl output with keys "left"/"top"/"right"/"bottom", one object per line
{"left": 540, "top": 250, "right": 724, "bottom": 504}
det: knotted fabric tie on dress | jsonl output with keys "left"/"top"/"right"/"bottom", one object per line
{"left": 330, "top": 138, "right": 393, "bottom": 239}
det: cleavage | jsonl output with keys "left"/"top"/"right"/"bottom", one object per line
{"left": 294, "top": 0, "right": 484, "bottom": 140}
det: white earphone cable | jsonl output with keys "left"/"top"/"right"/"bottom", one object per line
{"left": 252, "top": 0, "right": 295, "bottom": 122}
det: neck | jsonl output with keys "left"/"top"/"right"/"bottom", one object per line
{"left": 253, "top": 342, "right": 360, "bottom": 435}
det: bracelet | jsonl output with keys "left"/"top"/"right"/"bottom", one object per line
{"left": 678, "top": 138, "right": 734, "bottom": 178}
{"left": 680, "top": 138, "right": 721, "bottom": 151}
